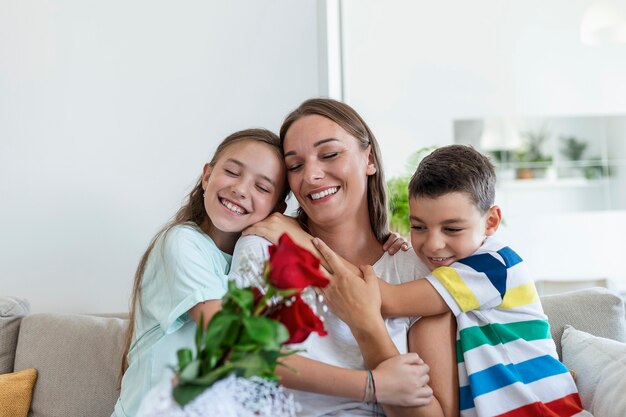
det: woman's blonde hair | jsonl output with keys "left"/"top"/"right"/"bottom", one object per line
{"left": 119, "top": 129, "right": 288, "bottom": 383}
{"left": 279, "top": 98, "right": 390, "bottom": 243}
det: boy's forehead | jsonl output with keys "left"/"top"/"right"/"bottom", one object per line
{"left": 409, "top": 192, "right": 483, "bottom": 219}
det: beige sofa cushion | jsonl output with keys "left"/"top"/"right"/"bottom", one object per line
{"left": 14, "top": 313, "right": 128, "bottom": 417}
{"left": 0, "top": 296, "right": 30, "bottom": 374}
{"left": 541, "top": 287, "right": 626, "bottom": 359}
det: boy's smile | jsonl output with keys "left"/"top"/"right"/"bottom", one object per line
{"left": 409, "top": 192, "right": 501, "bottom": 271}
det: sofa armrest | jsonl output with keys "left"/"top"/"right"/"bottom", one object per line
{"left": 13, "top": 313, "right": 128, "bottom": 417}
{"left": 0, "top": 296, "right": 30, "bottom": 374}
{"left": 541, "top": 287, "right": 626, "bottom": 359}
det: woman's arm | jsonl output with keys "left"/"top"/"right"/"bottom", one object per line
{"left": 313, "top": 238, "right": 447, "bottom": 417}
{"left": 408, "top": 313, "right": 459, "bottom": 417}
{"left": 278, "top": 352, "right": 433, "bottom": 406}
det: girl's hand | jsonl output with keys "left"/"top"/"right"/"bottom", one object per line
{"left": 382, "top": 232, "right": 410, "bottom": 255}
{"left": 243, "top": 213, "right": 308, "bottom": 245}
{"left": 373, "top": 353, "right": 433, "bottom": 407}
{"left": 312, "top": 237, "right": 382, "bottom": 329}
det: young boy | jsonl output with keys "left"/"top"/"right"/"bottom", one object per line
{"left": 315, "top": 145, "right": 587, "bottom": 417}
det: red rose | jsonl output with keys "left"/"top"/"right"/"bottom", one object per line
{"left": 268, "top": 234, "right": 329, "bottom": 292}
{"left": 271, "top": 296, "right": 327, "bottom": 344}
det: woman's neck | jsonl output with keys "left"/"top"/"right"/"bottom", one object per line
{"left": 308, "top": 218, "right": 383, "bottom": 266}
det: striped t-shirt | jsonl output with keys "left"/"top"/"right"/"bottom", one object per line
{"left": 425, "top": 237, "right": 585, "bottom": 417}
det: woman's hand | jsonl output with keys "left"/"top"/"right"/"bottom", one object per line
{"left": 243, "top": 213, "right": 310, "bottom": 246}
{"left": 382, "top": 232, "right": 410, "bottom": 255}
{"left": 373, "top": 353, "right": 434, "bottom": 407}
{"left": 312, "top": 237, "right": 382, "bottom": 330}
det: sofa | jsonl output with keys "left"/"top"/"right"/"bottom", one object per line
{"left": 1, "top": 287, "right": 625, "bottom": 417}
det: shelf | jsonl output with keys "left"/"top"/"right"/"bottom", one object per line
{"left": 498, "top": 177, "right": 610, "bottom": 189}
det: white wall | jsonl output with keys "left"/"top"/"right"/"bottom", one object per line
{"left": 1, "top": 0, "right": 322, "bottom": 313}
{"left": 342, "top": 0, "right": 626, "bottom": 178}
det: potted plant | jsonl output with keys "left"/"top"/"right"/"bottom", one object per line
{"left": 515, "top": 128, "right": 552, "bottom": 179}
{"left": 559, "top": 135, "right": 588, "bottom": 178}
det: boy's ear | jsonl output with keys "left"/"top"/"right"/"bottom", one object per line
{"left": 366, "top": 145, "right": 377, "bottom": 176}
{"left": 201, "top": 163, "right": 212, "bottom": 190}
{"left": 485, "top": 205, "right": 502, "bottom": 236}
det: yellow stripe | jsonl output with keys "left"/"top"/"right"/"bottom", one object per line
{"left": 432, "top": 267, "right": 480, "bottom": 312}
{"left": 499, "top": 281, "right": 539, "bottom": 309}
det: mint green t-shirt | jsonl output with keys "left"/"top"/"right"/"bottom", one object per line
{"left": 113, "top": 223, "right": 231, "bottom": 417}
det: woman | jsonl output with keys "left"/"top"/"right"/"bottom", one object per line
{"left": 239, "top": 98, "right": 458, "bottom": 417}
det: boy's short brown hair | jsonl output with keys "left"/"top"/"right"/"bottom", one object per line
{"left": 408, "top": 145, "right": 496, "bottom": 213}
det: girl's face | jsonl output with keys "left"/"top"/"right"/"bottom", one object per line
{"left": 283, "top": 115, "right": 376, "bottom": 228}
{"left": 202, "top": 140, "right": 286, "bottom": 233}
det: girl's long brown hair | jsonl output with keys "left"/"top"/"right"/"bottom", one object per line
{"left": 119, "top": 129, "right": 288, "bottom": 384}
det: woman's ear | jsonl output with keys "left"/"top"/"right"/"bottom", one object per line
{"left": 485, "top": 205, "right": 502, "bottom": 236}
{"left": 366, "top": 146, "right": 377, "bottom": 176}
{"left": 201, "top": 163, "right": 212, "bottom": 190}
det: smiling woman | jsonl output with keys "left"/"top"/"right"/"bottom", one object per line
{"left": 240, "top": 98, "right": 458, "bottom": 417}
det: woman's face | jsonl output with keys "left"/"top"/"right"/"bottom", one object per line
{"left": 283, "top": 115, "right": 376, "bottom": 228}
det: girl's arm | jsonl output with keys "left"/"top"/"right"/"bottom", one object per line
{"left": 243, "top": 213, "right": 409, "bottom": 263}
{"left": 188, "top": 300, "right": 222, "bottom": 329}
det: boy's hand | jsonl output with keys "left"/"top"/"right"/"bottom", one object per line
{"left": 382, "top": 232, "right": 410, "bottom": 255}
{"left": 312, "top": 237, "right": 382, "bottom": 330}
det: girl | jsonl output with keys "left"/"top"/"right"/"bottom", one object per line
{"left": 113, "top": 129, "right": 288, "bottom": 417}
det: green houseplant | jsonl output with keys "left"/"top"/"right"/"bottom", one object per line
{"left": 387, "top": 147, "right": 436, "bottom": 235}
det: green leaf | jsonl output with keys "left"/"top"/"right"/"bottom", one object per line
{"left": 223, "top": 285, "right": 254, "bottom": 312}
{"left": 173, "top": 383, "right": 207, "bottom": 406}
{"left": 176, "top": 348, "right": 193, "bottom": 370}
{"left": 230, "top": 351, "right": 272, "bottom": 378}
{"left": 275, "top": 322, "right": 289, "bottom": 346}
{"left": 195, "top": 312, "right": 204, "bottom": 352}
{"left": 243, "top": 316, "right": 278, "bottom": 346}
{"left": 203, "top": 312, "right": 239, "bottom": 350}
{"left": 193, "top": 362, "right": 234, "bottom": 385}
{"left": 178, "top": 359, "right": 201, "bottom": 381}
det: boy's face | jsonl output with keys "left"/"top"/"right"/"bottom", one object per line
{"left": 409, "top": 192, "right": 501, "bottom": 271}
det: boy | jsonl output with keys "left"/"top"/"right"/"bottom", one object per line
{"left": 314, "top": 145, "right": 587, "bottom": 417}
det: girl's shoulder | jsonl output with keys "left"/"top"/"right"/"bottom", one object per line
{"left": 157, "top": 223, "right": 220, "bottom": 258}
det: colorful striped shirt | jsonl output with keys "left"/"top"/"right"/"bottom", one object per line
{"left": 425, "top": 237, "right": 585, "bottom": 417}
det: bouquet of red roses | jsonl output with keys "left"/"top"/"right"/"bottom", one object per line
{"left": 173, "top": 234, "right": 329, "bottom": 406}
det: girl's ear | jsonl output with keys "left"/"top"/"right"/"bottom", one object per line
{"left": 485, "top": 205, "right": 502, "bottom": 236}
{"left": 366, "top": 145, "right": 377, "bottom": 176}
{"left": 201, "top": 163, "right": 212, "bottom": 190}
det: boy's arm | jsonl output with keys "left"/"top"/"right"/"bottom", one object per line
{"left": 379, "top": 278, "right": 451, "bottom": 318}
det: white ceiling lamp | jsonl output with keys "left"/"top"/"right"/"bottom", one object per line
{"left": 581, "top": 0, "right": 626, "bottom": 45}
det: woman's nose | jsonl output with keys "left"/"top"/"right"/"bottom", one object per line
{"left": 303, "top": 161, "right": 324, "bottom": 184}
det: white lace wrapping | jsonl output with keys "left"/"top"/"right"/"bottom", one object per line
{"left": 136, "top": 375, "right": 299, "bottom": 417}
